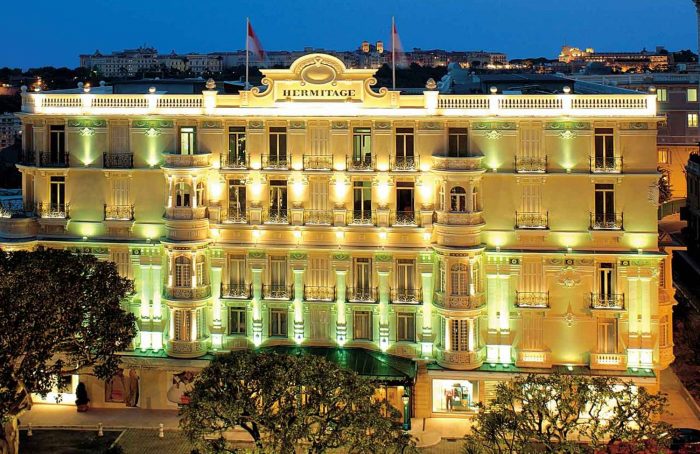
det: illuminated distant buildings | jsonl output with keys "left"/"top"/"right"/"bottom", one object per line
{"left": 559, "top": 45, "right": 670, "bottom": 72}
{"left": 2, "top": 54, "right": 675, "bottom": 417}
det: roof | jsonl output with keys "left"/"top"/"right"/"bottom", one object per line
{"left": 262, "top": 346, "right": 416, "bottom": 384}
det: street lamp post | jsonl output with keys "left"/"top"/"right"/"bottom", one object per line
{"left": 401, "top": 388, "right": 411, "bottom": 431}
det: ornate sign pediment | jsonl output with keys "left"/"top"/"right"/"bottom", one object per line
{"left": 249, "top": 53, "right": 389, "bottom": 104}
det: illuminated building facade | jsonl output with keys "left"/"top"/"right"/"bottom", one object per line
{"left": 1, "top": 54, "right": 676, "bottom": 417}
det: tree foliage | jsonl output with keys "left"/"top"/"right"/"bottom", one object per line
{"left": 0, "top": 248, "right": 136, "bottom": 454}
{"left": 658, "top": 166, "right": 673, "bottom": 204}
{"left": 180, "top": 350, "right": 415, "bottom": 454}
{"left": 463, "top": 373, "right": 671, "bottom": 454}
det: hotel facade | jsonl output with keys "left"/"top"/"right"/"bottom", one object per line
{"left": 0, "top": 54, "right": 676, "bottom": 418}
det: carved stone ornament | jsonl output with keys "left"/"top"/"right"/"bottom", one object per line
{"left": 486, "top": 130, "right": 503, "bottom": 140}
{"left": 564, "top": 303, "right": 575, "bottom": 327}
{"left": 144, "top": 127, "right": 161, "bottom": 137}
{"left": 78, "top": 127, "right": 95, "bottom": 137}
{"left": 559, "top": 130, "right": 576, "bottom": 140}
{"left": 557, "top": 265, "right": 581, "bottom": 288}
{"left": 648, "top": 183, "right": 660, "bottom": 207}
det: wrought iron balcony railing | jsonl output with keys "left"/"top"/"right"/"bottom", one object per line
{"left": 35, "top": 202, "right": 69, "bottom": 219}
{"left": 264, "top": 208, "right": 289, "bottom": 224}
{"left": 589, "top": 293, "right": 625, "bottom": 310}
{"left": 391, "top": 288, "right": 421, "bottom": 303}
{"left": 162, "top": 152, "right": 210, "bottom": 167}
{"left": 346, "top": 155, "right": 376, "bottom": 171}
{"left": 104, "top": 204, "right": 134, "bottom": 221}
{"left": 164, "top": 285, "right": 211, "bottom": 300}
{"left": 0, "top": 199, "right": 30, "bottom": 218}
{"left": 225, "top": 208, "right": 248, "bottom": 224}
{"left": 390, "top": 155, "right": 419, "bottom": 171}
{"left": 347, "top": 210, "right": 375, "bottom": 226}
{"left": 261, "top": 155, "right": 289, "bottom": 170}
{"left": 515, "top": 211, "right": 549, "bottom": 229}
{"left": 38, "top": 152, "right": 69, "bottom": 167}
{"left": 347, "top": 286, "right": 378, "bottom": 303}
{"left": 391, "top": 210, "right": 417, "bottom": 226}
{"left": 103, "top": 152, "right": 134, "bottom": 169}
{"left": 220, "top": 153, "right": 248, "bottom": 169}
{"left": 304, "top": 285, "right": 336, "bottom": 302}
{"left": 303, "top": 154, "right": 333, "bottom": 170}
{"left": 514, "top": 155, "right": 547, "bottom": 173}
{"left": 590, "top": 212, "right": 623, "bottom": 230}
{"left": 263, "top": 284, "right": 293, "bottom": 300}
{"left": 304, "top": 209, "right": 333, "bottom": 225}
{"left": 221, "top": 283, "right": 251, "bottom": 299}
{"left": 590, "top": 156, "right": 623, "bottom": 173}
{"left": 515, "top": 291, "right": 550, "bottom": 308}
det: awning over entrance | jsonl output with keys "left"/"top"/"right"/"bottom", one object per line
{"left": 262, "top": 346, "right": 416, "bottom": 386}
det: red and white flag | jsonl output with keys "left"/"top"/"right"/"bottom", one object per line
{"left": 247, "top": 21, "right": 266, "bottom": 61}
{"left": 391, "top": 20, "right": 408, "bottom": 68}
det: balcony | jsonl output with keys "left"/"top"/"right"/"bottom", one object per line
{"left": 590, "top": 212, "right": 623, "bottom": 230}
{"left": 515, "top": 211, "right": 548, "bottom": 229}
{"left": 589, "top": 293, "right": 625, "bottom": 310}
{"left": 224, "top": 208, "right": 248, "bottom": 224}
{"left": 263, "top": 284, "right": 293, "bottom": 300}
{"left": 436, "top": 348, "right": 482, "bottom": 370}
{"left": 347, "top": 210, "right": 375, "bottom": 226}
{"left": 514, "top": 156, "right": 547, "bottom": 173}
{"left": 264, "top": 208, "right": 289, "bottom": 224}
{"left": 221, "top": 283, "right": 251, "bottom": 299}
{"left": 391, "top": 210, "right": 418, "bottom": 226}
{"left": 165, "top": 206, "right": 207, "bottom": 220}
{"left": 19, "top": 151, "right": 35, "bottom": 166}
{"left": 515, "top": 292, "right": 549, "bottom": 308}
{"left": 220, "top": 153, "right": 248, "bottom": 169}
{"left": 434, "top": 291, "right": 484, "bottom": 310}
{"left": 162, "top": 152, "right": 211, "bottom": 168}
{"left": 590, "top": 156, "right": 623, "bottom": 173}
{"left": 261, "top": 155, "right": 289, "bottom": 170}
{"left": 38, "top": 152, "right": 69, "bottom": 168}
{"left": 346, "top": 155, "right": 376, "bottom": 171}
{"left": 164, "top": 285, "right": 211, "bottom": 300}
{"left": 347, "top": 287, "right": 378, "bottom": 303}
{"left": 431, "top": 154, "right": 482, "bottom": 171}
{"left": 103, "top": 152, "right": 133, "bottom": 169}
{"left": 303, "top": 154, "right": 333, "bottom": 170}
{"left": 590, "top": 352, "right": 627, "bottom": 371}
{"left": 390, "top": 155, "right": 419, "bottom": 171}
{"left": 104, "top": 204, "right": 134, "bottom": 221}
{"left": 304, "top": 285, "right": 336, "bottom": 302}
{"left": 391, "top": 288, "right": 421, "bottom": 303}
{"left": 0, "top": 199, "right": 30, "bottom": 218}
{"left": 304, "top": 209, "right": 333, "bottom": 225}
{"left": 35, "top": 202, "right": 69, "bottom": 219}
{"left": 435, "top": 210, "right": 483, "bottom": 225}
{"left": 166, "top": 339, "right": 207, "bottom": 358}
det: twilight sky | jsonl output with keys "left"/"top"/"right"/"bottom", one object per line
{"left": 2, "top": 0, "right": 697, "bottom": 69}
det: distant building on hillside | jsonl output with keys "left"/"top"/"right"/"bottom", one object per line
{"left": 0, "top": 113, "right": 20, "bottom": 149}
{"left": 559, "top": 46, "right": 671, "bottom": 72}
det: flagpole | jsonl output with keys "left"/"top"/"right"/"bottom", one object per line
{"left": 245, "top": 17, "right": 250, "bottom": 89}
{"left": 391, "top": 16, "right": 396, "bottom": 91}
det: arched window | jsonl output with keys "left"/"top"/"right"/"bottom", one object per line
{"left": 195, "top": 255, "right": 206, "bottom": 286}
{"left": 175, "top": 255, "right": 191, "bottom": 287}
{"left": 196, "top": 181, "right": 206, "bottom": 206}
{"left": 450, "top": 263, "right": 469, "bottom": 296}
{"left": 175, "top": 182, "right": 192, "bottom": 207}
{"left": 450, "top": 186, "right": 467, "bottom": 212}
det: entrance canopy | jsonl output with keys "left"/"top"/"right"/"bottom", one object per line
{"left": 262, "top": 346, "right": 416, "bottom": 386}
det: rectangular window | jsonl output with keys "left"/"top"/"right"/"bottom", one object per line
{"left": 353, "top": 310, "right": 372, "bottom": 340}
{"left": 395, "top": 127, "right": 415, "bottom": 159}
{"left": 396, "top": 259, "right": 416, "bottom": 292}
{"left": 448, "top": 128, "right": 468, "bottom": 157}
{"left": 269, "top": 255, "right": 287, "bottom": 288}
{"left": 656, "top": 88, "right": 667, "bottom": 102}
{"left": 50, "top": 176, "right": 66, "bottom": 211}
{"left": 269, "top": 180, "right": 287, "bottom": 212}
{"left": 395, "top": 181, "right": 414, "bottom": 218}
{"left": 269, "top": 127, "right": 287, "bottom": 161}
{"left": 688, "top": 113, "right": 699, "bottom": 128}
{"left": 689, "top": 88, "right": 698, "bottom": 102}
{"left": 111, "top": 177, "right": 130, "bottom": 206}
{"left": 49, "top": 125, "right": 66, "bottom": 163}
{"left": 175, "top": 256, "right": 191, "bottom": 288}
{"left": 397, "top": 312, "right": 416, "bottom": 342}
{"left": 521, "top": 312, "right": 544, "bottom": 351}
{"left": 228, "top": 255, "right": 246, "bottom": 288}
{"left": 179, "top": 127, "right": 196, "bottom": 155}
{"left": 227, "top": 179, "right": 246, "bottom": 220}
{"left": 658, "top": 149, "right": 670, "bottom": 164}
{"left": 174, "top": 310, "right": 192, "bottom": 342}
{"left": 228, "top": 126, "right": 246, "bottom": 166}
{"left": 309, "top": 177, "right": 329, "bottom": 211}
{"left": 597, "top": 318, "right": 617, "bottom": 354}
{"left": 594, "top": 128, "right": 615, "bottom": 166}
{"left": 307, "top": 256, "right": 331, "bottom": 288}
{"left": 597, "top": 263, "right": 615, "bottom": 297}
{"left": 309, "top": 124, "right": 329, "bottom": 156}
{"left": 352, "top": 127, "right": 372, "bottom": 163}
{"left": 594, "top": 183, "right": 615, "bottom": 218}
{"left": 109, "top": 249, "right": 131, "bottom": 278}
{"left": 270, "top": 308, "right": 288, "bottom": 337}
{"left": 229, "top": 307, "right": 246, "bottom": 335}
{"left": 353, "top": 257, "right": 372, "bottom": 290}
{"left": 450, "top": 319, "right": 470, "bottom": 352}
{"left": 353, "top": 180, "right": 372, "bottom": 217}
{"left": 110, "top": 124, "right": 129, "bottom": 154}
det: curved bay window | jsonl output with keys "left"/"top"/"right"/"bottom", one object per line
{"left": 175, "top": 256, "right": 191, "bottom": 288}
{"left": 175, "top": 182, "right": 192, "bottom": 207}
{"left": 450, "top": 187, "right": 467, "bottom": 212}
{"left": 450, "top": 263, "right": 469, "bottom": 296}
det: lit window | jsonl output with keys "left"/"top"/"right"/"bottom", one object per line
{"left": 397, "top": 312, "right": 416, "bottom": 342}
{"left": 658, "top": 149, "right": 670, "bottom": 164}
{"left": 689, "top": 88, "right": 698, "bottom": 102}
{"left": 689, "top": 113, "right": 699, "bottom": 128}
{"left": 656, "top": 88, "right": 667, "bottom": 102}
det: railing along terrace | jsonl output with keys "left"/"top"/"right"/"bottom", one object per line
{"left": 346, "top": 156, "right": 376, "bottom": 171}
{"left": 264, "top": 208, "right": 289, "bottom": 224}
{"left": 261, "top": 155, "right": 289, "bottom": 170}
{"left": 347, "top": 287, "right": 378, "bottom": 303}
{"left": 515, "top": 211, "right": 548, "bottom": 229}
{"left": 348, "top": 210, "right": 375, "bottom": 226}
{"left": 303, "top": 154, "right": 333, "bottom": 170}
{"left": 589, "top": 293, "right": 625, "bottom": 310}
{"left": 590, "top": 156, "right": 623, "bottom": 173}
{"left": 221, "top": 153, "right": 248, "bottom": 169}
{"left": 38, "top": 152, "right": 69, "bottom": 167}
{"left": 391, "top": 210, "right": 418, "bottom": 226}
{"left": 391, "top": 288, "right": 421, "bottom": 303}
{"left": 35, "top": 202, "right": 69, "bottom": 219}
{"left": 304, "top": 209, "right": 333, "bottom": 225}
{"left": 304, "top": 285, "right": 336, "bottom": 301}
{"left": 104, "top": 204, "right": 135, "bottom": 221}
{"left": 221, "top": 283, "right": 251, "bottom": 299}
{"left": 390, "top": 155, "right": 419, "bottom": 171}
{"left": 103, "top": 152, "right": 134, "bottom": 169}
{"left": 224, "top": 208, "right": 248, "bottom": 224}
{"left": 515, "top": 291, "right": 550, "bottom": 308}
{"left": 514, "top": 156, "right": 547, "bottom": 173}
{"left": 263, "top": 284, "right": 293, "bottom": 300}
{"left": 590, "top": 212, "right": 623, "bottom": 230}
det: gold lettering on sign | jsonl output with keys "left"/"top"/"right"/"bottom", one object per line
{"left": 282, "top": 89, "right": 357, "bottom": 98}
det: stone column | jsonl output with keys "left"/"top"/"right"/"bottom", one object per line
{"left": 378, "top": 270, "right": 390, "bottom": 351}
{"left": 251, "top": 267, "right": 263, "bottom": 346}
{"left": 293, "top": 269, "right": 305, "bottom": 343}
{"left": 152, "top": 265, "right": 162, "bottom": 320}
{"left": 140, "top": 264, "right": 151, "bottom": 319}
{"left": 335, "top": 269, "right": 347, "bottom": 345}
{"left": 420, "top": 271, "right": 434, "bottom": 357}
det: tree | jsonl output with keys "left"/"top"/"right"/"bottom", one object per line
{"left": 0, "top": 248, "right": 136, "bottom": 454}
{"left": 462, "top": 373, "right": 671, "bottom": 454}
{"left": 180, "top": 350, "right": 415, "bottom": 454}
{"left": 658, "top": 166, "right": 673, "bottom": 204}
